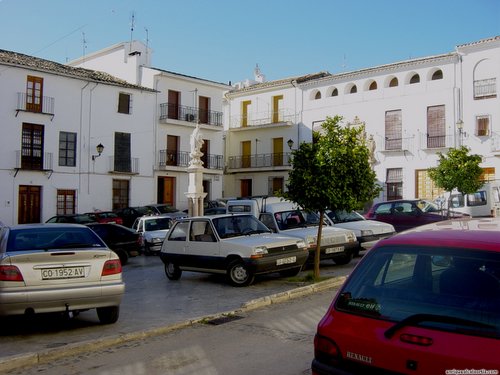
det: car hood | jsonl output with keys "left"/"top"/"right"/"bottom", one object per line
{"left": 143, "top": 229, "right": 169, "bottom": 239}
{"left": 221, "top": 233, "right": 303, "bottom": 248}
{"left": 281, "top": 226, "right": 356, "bottom": 246}
{"left": 334, "top": 220, "right": 395, "bottom": 235}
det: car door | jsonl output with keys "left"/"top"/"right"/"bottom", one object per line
{"left": 186, "top": 219, "right": 221, "bottom": 270}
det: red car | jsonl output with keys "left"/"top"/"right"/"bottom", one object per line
{"left": 312, "top": 218, "right": 500, "bottom": 374}
{"left": 364, "top": 199, "right": 466, "bottom": 232}
{"left": 85, "top": 211, "right": 124, "bottom": 225}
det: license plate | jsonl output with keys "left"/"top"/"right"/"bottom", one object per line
{"left": 277, "top": 256, "right": 296, "bottom": 266}
{"left": 325, "top": 246, "right": 344, "bottom": 254}
{"left": 41, "top": 267, "right": 85, "bottom": 280}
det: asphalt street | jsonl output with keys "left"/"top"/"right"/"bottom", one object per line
{"left": 0, "top": 254, "right": 358, "bottom": 372}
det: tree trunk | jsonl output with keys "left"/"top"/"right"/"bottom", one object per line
{"left": 314, "top": 210, "right": 324, "bottom": 280}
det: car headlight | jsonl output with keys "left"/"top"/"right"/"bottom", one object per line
{"left": 347, "top": 232, "right": 357, "bottom": 241}
{"left": 306, "top": 236, "right": 316, "bottom": 245}
{"left": 360, "top": 230, "right": 373, "bottom": 237}
{"left": 254, "top": 246, "right": 268, "bottom": 255}
{"left": 296, "top": 240, "right": 307, "bottom": 248}
{"left": 151, "top": 237, "right": 163, "bottom": 243}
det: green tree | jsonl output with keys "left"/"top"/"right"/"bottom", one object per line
{"left": 282, "top": 116, "right": 381, "bottom": 279}
{"left": 428, "top": 146, "right": 483, "bottom": 212}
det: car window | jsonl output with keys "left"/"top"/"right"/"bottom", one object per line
{"left": 189, "top": 220, "right": 216, "bottom": 242}
{"left": 212, "top": 215, "right": 269, "bottom": 238}
{"left": 8, "top": 227, "right": 106, "bottom": 251}
{"left": 374, "top": 203, "right": 392, "bottom": 215}
{"left": 259, "top": 213, "right": 277, "bottom": 232}
{"left": 168, "top": 221, "right": 189, "bottom": 241}
{"left": 336, "top": 246, "right": 500, "bottom": 338}
{"left": 144, "top": 218, "right": 171, "bottom": 231}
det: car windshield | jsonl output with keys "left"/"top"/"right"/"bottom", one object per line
{"left": 416, "top": 200, "right": 440, "bottom": 212}
{"left": 328, "top": 210, "right": 364, "bottom": 223}
{"left": 7, "top": 227, "right": 106, "bottom": 252}
{"left": 335, "top": 245, "right": 500, "bottom": 338}
{"left": 274, "top": 210, "right": 319, "bottom": 230}
{"left": 144, "top": 218, "right": 171, "bottom": 231}
{"left": 152, "top": 205, "right": 178, "bottom": 214}
{"left": 212, "top": 215, "right": 271, "bottom": 239}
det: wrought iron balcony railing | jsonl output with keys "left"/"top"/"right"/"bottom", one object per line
{"left": 419, "top": 133, "right": 454, "bottom": 150}
{"left": 158, "top": 150, "right": 223, "bottom": 170}
{"left": 15, "top": 150, "right": 53, "bottom": 171}
{"left": 16, "top": 93, "right": 55, "bottom": 117}
{"left": 107, "top": 156, "right": 139, "bottom": 174}
{"left": 227, "top": 152, "right": 293, "bottom": 169}
{"left": 159, "top": 103, "right": 223, "bottom": 127}
{"left": 229, "top": 109, "right": 296, "bottom": 128}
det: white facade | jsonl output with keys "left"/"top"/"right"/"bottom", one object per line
{"left": 223, "top": 36, "right": 500, "bottom": 203}
{"left": 70, "top": 41, "right": 231, "bottom": 209}
{"left": 0, "top": 50, "right": 157, "bottom": 225}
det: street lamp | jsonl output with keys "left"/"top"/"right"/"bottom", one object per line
{"left": 92, "top": 143, "right": 105, "bottom": 161}
{"left": 287, "top": 139, "right": 294, "bottom": 150}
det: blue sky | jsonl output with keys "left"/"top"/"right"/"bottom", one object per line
{"left": 1, "top": 0, "right": 499, "bottom": 84}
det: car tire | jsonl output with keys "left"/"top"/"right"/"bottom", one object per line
{"left": 279, "top": 266, "right": 302, "bottom": 277}
{"left": 333, "top": 252, "right": 353, "bottom": 265}
{"left": 227, "top": 260, "right": 254, "bottom": 287}
{"left": 116, "top": 249, "right": 129, "bottom": 265}
{"left": 97, "top": 306, "right": 120, "bottom": 324}
{"left": 164, "top": 262, "right": 182, "bottom": 280}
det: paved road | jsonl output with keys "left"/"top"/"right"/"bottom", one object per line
{"left": 0, "top": 254, "right": 359, "bottom": 371}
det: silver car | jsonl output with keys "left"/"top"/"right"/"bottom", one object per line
{"left": 0, "top": 223, "right": 125, "bottom": 324}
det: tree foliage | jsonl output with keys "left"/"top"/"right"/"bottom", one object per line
{"left": 282, "top": 115, "right": 381, "bottom": 279}
{"left": 428, "top": 146, "right": 483, "bottom": 196}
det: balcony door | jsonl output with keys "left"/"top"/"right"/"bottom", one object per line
{"left": 21, "top": 123, "right": 44, "bottom": 170}
{"left": 273, "top": 138, "right": 283, "bottom": 166}
{"left": 242, "top": 141, "right": 251, "bottom": 168}
{"left": 168, "top": 90, "right": 180, "bottom": 120}
{"left": 199, "top": 96, "right": 210, "bottom": 124}
{"left": 26, "top": 76, "right": 43, "bottom": 113}
{"left": 166, "top": 135, "right": 179, "bottom": 166}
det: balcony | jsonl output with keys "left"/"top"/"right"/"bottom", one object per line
{"left": 107, "top": 156, "right": 139, "bottom": 174}
{"left": 16, "top": 93, "right": 55, "bottom": 119}
{"left": 157, "top": 150, "right": 223, "bottom": 170}
{"left": 229, "top": 109, "right": 296, "bottom": 129}
{"left": 381, "top": 136, "right": 415, "bottom": 153}
{"left": 14, "top": 151, "right": 53, "bottom": 177}
{"left": 419, "top": 133, "right": 455, "bottom": 150}
{"left": 159, "top": 103, "right": 223, "bottom": 127}
{"left": 227, "top": 152, "right": 292, "bottom": 170}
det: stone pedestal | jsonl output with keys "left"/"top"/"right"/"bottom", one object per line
{"left": 185, "top": 165, "right": 207, "bottom": 217}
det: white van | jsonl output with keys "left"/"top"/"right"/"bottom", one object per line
{"left": 440, "top": 182, "right": 500, "bottom": 217}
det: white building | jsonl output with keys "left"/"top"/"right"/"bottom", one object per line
{"left": 0, "top": 49, "right": 157, "bottom": 225}
{"left": 223, "top": 36, "right": 500, "bottom": 203}
{"left": 69, "top": 41, "right": 231, "bottom": 209}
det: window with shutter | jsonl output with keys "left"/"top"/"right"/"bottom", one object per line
{"left": 114, "top": 132, "right": 131, "bottom": 172}
{"left": 385, "top": 110, "right": 402, "bottom": 150}
{"left": 476, "top": 116, "right": 490, "bottom": 136}
{"left": 427, "top": 105, "right": 446, "bottom": 148}
{"left": 118, "top": 93, "right": 131, "bottom": 114}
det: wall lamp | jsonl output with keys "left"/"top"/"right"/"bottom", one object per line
{"left": 92, "top": 143, "right": 105, "bottom": 161}
{"left": 287, "top": 139, "right": 294, "bottom": 150}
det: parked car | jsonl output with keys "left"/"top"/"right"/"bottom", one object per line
{"left": 114, "top": 206, "right": 152, "bottom": 227}
{"left": 203, "top": 207, "right": 227, "bottom": 215}
{"left": 132, "top": 215, "right": 172, "bottom": 255}
{"left": 85, "top": 211, "right": 123, "bottom": 225}
{"left": 86, "top": 222, "right": 142, "bottom": 265}
{"left": 45, "top": 214, "right": 96, "bottom": 224}
{"left": 312, "top": 218, "right": 500, "bottom": 374}
{"left": 145, "top": 204, "right": 187, "bottom": 220}
{"left": 0, "top": 223, "right": 124, "bottom": 324}
{"left": 325, "top": 209, "right": 395, "bottom": 254}
{"left": 160, "top": 214, "right": 309, "bottom": 286}
{"left": 364, "top": 199, "right": 467, "bottom": 232}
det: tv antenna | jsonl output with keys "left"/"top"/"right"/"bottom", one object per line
{"left": 82, "top": 32, "right": 87, "bottom": 62}
{"left": 129, "top": 11, "right": 135, "bottom": 51}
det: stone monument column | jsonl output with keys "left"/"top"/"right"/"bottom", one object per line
{"left": 185, "top": 124, "right": 207, "bottom": 216}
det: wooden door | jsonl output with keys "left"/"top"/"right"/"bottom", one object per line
{"left": 273, "top": 138, "right": 283, "bottom": 166}
{"left": 158, "top": 177, "right": 175, "bottom": 206}
{"left": 199, "top": 96, "right": 209, "bottom": 124}
{"left": 242, "top": 141, "right": 251, "bottom": 168}
{"left": 240, "top": 179, "right": 252, "bottom": 197}
{"left": 167, "top": 135, "right": 178, "bottom": 166}
{"left": 26, "top": 76, "right": 43, "bottom": 113}
{"left": 168, "top": 90, "right": 180, "bottom": 119}
{"left": 18, "top": 185, "right": 41, "bottom": 224}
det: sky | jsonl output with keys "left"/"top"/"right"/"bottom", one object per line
{"left": 1, "top": 0, "right": 499, "bottom": 85}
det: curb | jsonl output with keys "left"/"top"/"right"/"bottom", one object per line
{"left": 0, "top": 275, "right": 346, "bottom": 372}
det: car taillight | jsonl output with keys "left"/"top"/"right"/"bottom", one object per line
{"left": 0, "top": 265, "right": 24, "bottom": 281}
{"left": 314, "top": 334, "right": 341, "bottom": 365}
{"left": 101, "top": 259, "right": 122, "bottom": 276}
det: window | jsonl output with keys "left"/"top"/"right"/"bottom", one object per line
{"left": 241, "top": 100, "right": 251, "bottom": 127}
{"left": 427, "top": 105, "right": 446, "bottom": 148}
{"left": 369, "top": 81, "right": 377, "bottom": 90}
{"left": 410, "top": 74, "right": 420, "bottom": 84}
{"left": 168, "top": 90, "right": 180, "bottom": 119}
{"left": 385, "top": 110, "right": 402, "bottom": 150}
{"left": 314, "top": 91, "right": 321, "bottom": 100}
{"left": 112, "top": 179, "right": 129, "bottom": 210}
{"left": 331, "top": 88, "right": 338, "bottom": 96}
{"left": 199, "top": 96, "right": 210, "bottom": 124}
{"left": 59, "top": 132, "right": 76, "bottom": 167}
{"left": 431, "top": 69, "right": 443, "bottom": 80}
{"left": 114, "top": 132, "right": 131, "bottom": 172}
{"left": 350, "top": 85, "right": 357, "bottom": 94}
{"left": 386, "top": 168, "right": 403, "bottom": 200}
{"left": 118, "top": 92, "right": 132, "bottom": 114}
{"left": 21, "top": 123, "right": 44, "bottom": 170}
{"left": 57, "top": 190, "right": 76, "bottom": 215}
{"left": 476, "top": 115, "right": 490, "bottom": 136}
{"left": 474, "top": 78, "right": 497, "bottom": 99}
{"left": 26, "top": 75, "right": 43, "bottom": 113}
{"left": 168, "top": 221, "right": 189, "bottom": 241}
{"left": 166, "top": 135, "right": 179, "bottom": 166}
{"left": 268, "top": 177, "right": 284, "bottom": 195}
{"left": 389, "top": 77, "right": 398, "bottom": 87}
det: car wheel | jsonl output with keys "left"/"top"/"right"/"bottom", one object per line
{"left": 96, "top": 306, "right": 120, "bottom": 324}
{"left": 116, "top": 249, "right": 129, "bottom": 265}
{"left": 164, "top": 262, "right": 182, "bottom": 280}
{"left": 227, "top": 260, "right": 254, "bottom": 287}
{"left": 279, "top": 266, "right": 302, "bottom": 277}
{"left": 333, "top": 252, "right": 353, "bottom": 265}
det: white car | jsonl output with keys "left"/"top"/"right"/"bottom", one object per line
{"left": 159, "top": 214, "right": 309, "bottom": 286}
{"left": 326, "top": 209, "right": 395, "bottom": 253}
{"left": 132, "top": 215, "right": 173, "bottom": 254}
{"left": 0, "top": 223, "right": 124, "bottom": 324}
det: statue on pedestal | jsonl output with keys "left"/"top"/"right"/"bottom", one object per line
{"left": 189, "top": 124, "right": 204, "bottom": 168}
